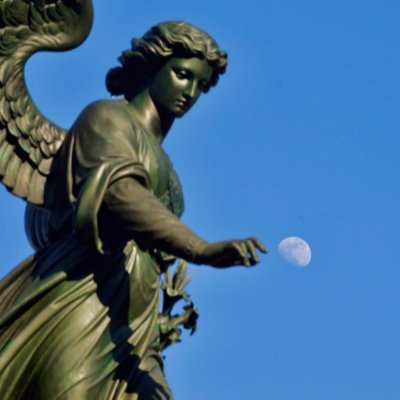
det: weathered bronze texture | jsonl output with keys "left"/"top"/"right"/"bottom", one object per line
{"left": 0, "top": 1, "right": 267, "bottom": 398}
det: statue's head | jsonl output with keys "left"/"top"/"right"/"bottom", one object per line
{"left": 106, "top": 21, "right": 227, "bottom": 101}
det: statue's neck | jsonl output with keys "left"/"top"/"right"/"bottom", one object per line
{"left": 128, "top": 89, "right": 174, "bottom": 144}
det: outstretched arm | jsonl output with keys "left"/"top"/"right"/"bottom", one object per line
{"left": 71, "top": 100, "right": 267, "bottom": 268}
{"left": 104, "top": 176, "right": 267, "bottom": 268}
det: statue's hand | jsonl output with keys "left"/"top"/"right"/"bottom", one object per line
{"left": 196, "top": 238, "right": 267, "bottom": 268}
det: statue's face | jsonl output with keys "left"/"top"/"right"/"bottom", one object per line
{"left": 149, "top": 57, "right": 213, "bottom": 118}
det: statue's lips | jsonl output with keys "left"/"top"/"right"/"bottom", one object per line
{"left": 175, "top": 99, "right": 188, "bottom": 109}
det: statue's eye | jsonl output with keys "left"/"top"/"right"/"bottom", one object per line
{"left": 174, "top": 69, "right": 188, "bottom": 79}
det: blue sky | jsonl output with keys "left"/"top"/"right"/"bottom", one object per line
{"left": 1, "top": 1, "right": 400, "bottom": 398}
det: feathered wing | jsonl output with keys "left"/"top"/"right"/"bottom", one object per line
{"left": 0, "top": 0, "right": 93, "bottom": 206}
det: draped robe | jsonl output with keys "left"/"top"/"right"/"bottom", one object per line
{"left": 0, "top": 99, "right": 190, "bottom": 399}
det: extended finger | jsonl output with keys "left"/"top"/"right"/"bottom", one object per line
{"left": 245, "top": 239, "right": 260, "bottom": 264}
{"left": 232, "top": 242, "right": 250, "bottom": 266}
{"left": 251, "top": 237, "right": 268, "bottom": 254}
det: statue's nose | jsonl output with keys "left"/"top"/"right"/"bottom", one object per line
{"left": 183, "top": 81, "right": 197, "bottom": 99}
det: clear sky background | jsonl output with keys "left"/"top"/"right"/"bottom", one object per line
{"left": 1, "top": 1, "right": 400, "bottom": 399}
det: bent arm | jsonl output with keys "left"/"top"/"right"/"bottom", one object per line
{"left": 104, "top": 176, "right": 207, "bottom": 262}
{"left": 104, "top": 177, "right": 267, "bottom": 267}
{"left": 71, "top": 100, "right": 266, "bottom": 267}
{"left": 70, "top": 100, "right": 207, "bottom": 262}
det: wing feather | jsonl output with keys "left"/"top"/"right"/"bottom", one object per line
{"left": 0, "top": 143, "right": 13, "bottom": 175}
{"left": 3, "top": 152, "right": 21, "bottom": 186}
{"left": 15, "top": 160, "right": 33, "bottom": 197}
{"left": 0, "top": 128, "right": 6, "bottom": 142}
{"left": 28, "top": 168, "right": 46, "bottom": 202}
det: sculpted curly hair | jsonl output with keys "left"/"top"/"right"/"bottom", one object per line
{"left": 106, "top": 21, "right": 228, "bottom": 100}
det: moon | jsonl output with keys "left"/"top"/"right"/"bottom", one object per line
{"left": 278, "top": 237, "right": 312, "bottom": 267}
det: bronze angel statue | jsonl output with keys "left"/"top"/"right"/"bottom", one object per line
{"left": 0, "top": 0, "right": 267, "bottom": 398}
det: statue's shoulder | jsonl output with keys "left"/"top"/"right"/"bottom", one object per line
{"left": 69, "top": 99, "right": 138, "bottom": 155}
{"left": 76, "top": 99, "right": 132, "bottom": 132}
